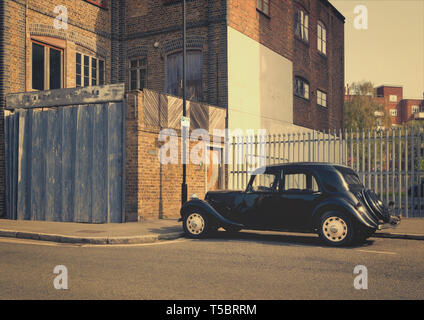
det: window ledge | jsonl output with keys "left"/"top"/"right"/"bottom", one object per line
{"left": 295, "top": 36, "right": 310, "bottom": 47}
{"left": 317, "top": 104, "right": 329, "bottom": 110}
{"left": 294, "top": 94, "right": 310, "bottom": 103}
{"left": 84, "top": 0, "right": 107, "bottom": 9}
{"left": 257, "top": 8, "right": 271, "bottom": 19}
{"left": 317, "top": 51, "right": 328, "bottom": 59}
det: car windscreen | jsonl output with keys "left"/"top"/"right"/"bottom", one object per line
{"left": 335, "top": 167, "right": 363, "bottom": 190}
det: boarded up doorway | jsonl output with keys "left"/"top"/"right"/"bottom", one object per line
{"left": 5, "top": 84, "right": 126, "bottom": 223}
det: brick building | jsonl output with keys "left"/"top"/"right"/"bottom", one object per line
{"left": 0, "top": 0, "right": 345, "bottom": 217}
{"left": 123, "top": 0, "right": 345, "bottom": 132}
{"left": 345, "top": 84, "right": 424, "bottom": 126}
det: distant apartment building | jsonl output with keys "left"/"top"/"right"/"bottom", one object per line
{"left": 0, "top": 0, "right": 345, "bottom": 215}
{"left": 345, "top": 84, "right": 424, "bottom": 126}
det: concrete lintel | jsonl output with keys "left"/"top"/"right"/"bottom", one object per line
{"left": 6, "top": 84, "right": 126, "bottom": 110}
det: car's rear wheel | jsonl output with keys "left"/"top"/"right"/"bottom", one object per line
{"left": 183, "top": 209, "right": 210, "bottom": 239}
{"left": 318, "top": 211, "right": 355, "bottom": 247}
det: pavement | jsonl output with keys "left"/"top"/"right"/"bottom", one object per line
{"left": 0, "top": 218, "right": 184, "bottom": 245}
{"left": 0, "top": 216, "right": 423, "bottom": 244}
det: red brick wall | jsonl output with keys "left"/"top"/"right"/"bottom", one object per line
{"left": 400, "top": 99, "right": 424, "bottom": 123}
{"left": 125, "top": 0, "right": 229, "bottom": 107}
{"left": 376, "top": 86, "right": 403, "bottom": 125}
{"left": 293, "top": 0, "right": 345, "bottom": 131}
{"left": 126, "top": 91, "right": 217, "bottom": 221}
{"left": 228, "top": 0, "right": 294, "bottom": 62}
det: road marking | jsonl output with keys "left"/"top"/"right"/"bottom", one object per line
{"left": 0, "top": 237, "right": 187, "bottom": 248}
{"left": 355, "top": 249, "right": 397, "bottom": 255}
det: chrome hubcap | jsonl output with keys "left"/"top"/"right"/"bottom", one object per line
{"left": 323, "top": 216, "right": 348, "bottom": 242}
{"left": 186, "top": 213, "right": 205, "bottom": 235}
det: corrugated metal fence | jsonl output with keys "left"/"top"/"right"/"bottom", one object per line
{"left": 5, "top": 85, "right": 126, "bottom": 223}
{"left": 230, "top": 127, "right": 424, "bottom": 218}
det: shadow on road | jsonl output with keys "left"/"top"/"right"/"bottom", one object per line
{"left": 196, "top": 230, "right": 375, "bottom": 249}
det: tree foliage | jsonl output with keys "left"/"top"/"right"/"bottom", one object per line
{"left": 344, "top": 81, "right": 392, "bottom": 130}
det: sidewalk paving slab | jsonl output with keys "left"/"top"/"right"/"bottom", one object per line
{"left": 0, "top": 218, "right": 185, "bottom": 245}
{"left": 0, "top": 217, "right": 423, "bottom": 244}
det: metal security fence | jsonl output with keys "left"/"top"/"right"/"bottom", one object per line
{"left": 229, "top": 127, "right": 424, "bottom": 218}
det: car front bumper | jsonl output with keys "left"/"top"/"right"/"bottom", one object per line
{"left": 377, "top": 215, "right": 402, "bottom": 230}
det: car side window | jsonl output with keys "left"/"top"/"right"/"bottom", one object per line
{"left": 282, "top": 171, "right": 319, "bottom": 193}
{"left": 250, "top": 174, "right": 279, "bottom": 192}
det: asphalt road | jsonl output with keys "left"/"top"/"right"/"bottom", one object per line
{"left": 0, "top": 231, "right": 423, "bottom": 300}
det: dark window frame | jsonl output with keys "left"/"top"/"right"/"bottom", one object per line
{"left": 317, "top": 89, "right": 328, "bottom": 108}
{"left": 31, "top": 40, "right": 64, "bottom": 91}
{"left": 294, "top": 76, "right": 310, "bottom": 101}
{"left": 76, "top": 52, "right": 105, "bottom": 88}
{"left": 294, "top": 6, "right": 309, "bottom": 43}
{"left": 129, "top": 58, "right": 147, "bottom": 91}
{"left": 317, "top": 21, "right": 327, "bottom": 55}
{"left": 257, "top": 0, "right": 270, "bottom": 17}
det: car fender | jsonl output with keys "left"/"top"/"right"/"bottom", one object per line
{"left": 311, "top": 197, "right": 378, "bottom": 229}
{"left": 180, "top": 199, "right": 244, "bottom": 229}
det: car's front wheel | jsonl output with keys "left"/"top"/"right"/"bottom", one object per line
{"left": 318, "top": 211, "right": 355, "bottom": 247}
{"left": 182, "top": 209, "right": 210, "bottom": 239}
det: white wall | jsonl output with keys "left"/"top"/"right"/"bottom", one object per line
{"left": 227, "top": 27, "right": 296, "bottom": 134}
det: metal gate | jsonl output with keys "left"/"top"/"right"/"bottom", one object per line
{"left": 5, "top": 84, "right": 126, "bottom": 223}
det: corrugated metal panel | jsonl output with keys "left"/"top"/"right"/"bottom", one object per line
{"left": 5, "top": 102, "right": 125, "bottom": 223}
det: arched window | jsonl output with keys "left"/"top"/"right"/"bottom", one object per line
{"left": 294, "top": 77, "right": 310, "bottom": 100}
{"left": 317, "top": 21, "right": 327, "bottom": 55}
{"left": 294, "top": 7, "right": 309, "bottom": 42}
{"left": 165, "top": 50, "right": 203, "bottom": 101}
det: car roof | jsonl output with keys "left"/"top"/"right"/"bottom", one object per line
{"left": 251, "top": 162, "right": 353, "bottom": 174}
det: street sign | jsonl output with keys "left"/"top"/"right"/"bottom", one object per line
{"left": 181, "top": 116, "right": 190, "bottom": 128}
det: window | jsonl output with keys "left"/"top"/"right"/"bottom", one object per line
{"left": 412, "top": 105, "right": 419, "bottom": 114}
{"left": 317, "top": 90, "right": 327, "bottom": 107}
{"left": 250, "top": 173, "right": 279, "bottom": 192}
{"left": 129, "top": 58, "right": 147, "bottom": 91}
{"left": 294, "top": 8, "right": 309, "bottom": 42}
{"left": 389, "top": 95, "right": 398, "bottom": 102}
{"left": 317, "top": 21, "right": 327, "bottom": 55}
{"left": 294, "top": 77, "right": 309, "bottom": 100}
{"left": 76, "top": 53, "right": 105, "bottom": 87}
{"left": 165, "top": 50, "right": 203, "bottom": 102}
{"left": 257, "top": 0, "right": 270, "bottom": 16}
{"left": 283, "top": 172, "right": 319, "bottom": 193}
{"left": 32, "top": 41, "right": 63, "bottom": 91}
{"left": 390, "top": 109, "right": 398, "bottom": 117}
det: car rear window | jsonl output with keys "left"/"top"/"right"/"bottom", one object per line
{"left": 335, "top": 167, "right": 363, "bottom": 189}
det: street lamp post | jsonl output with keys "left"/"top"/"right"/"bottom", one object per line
{"left": 181, "top": 0, "right": 188, "bottom": 205}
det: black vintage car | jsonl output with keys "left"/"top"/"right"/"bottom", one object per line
{"left": 180, "top": 163, "right": 401, "bottom": 246}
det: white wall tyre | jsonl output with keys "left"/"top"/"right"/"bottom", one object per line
{"left": 183, "top": 210, "right": 209, "bottom": 239}
{"left": 318, "top": 211, "right": 355, "bottom": 247}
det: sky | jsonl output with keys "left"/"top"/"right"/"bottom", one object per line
{"left": 331, "top": 0, "right": 424, "bottom": 99}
